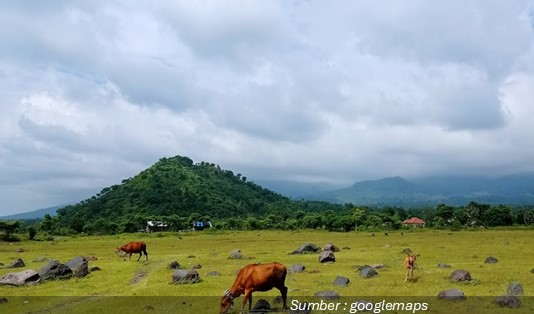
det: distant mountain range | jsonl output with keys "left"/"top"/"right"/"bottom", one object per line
{"left": 288, "top": 174, "right": 534, "bottom": 207}
{"left": 0, "top": 205, "right": 69, "bottom": 220}
{"left": 3, "top": 169, "right": 534, "bottom": 221}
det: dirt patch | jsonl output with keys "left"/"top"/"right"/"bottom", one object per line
{"left": 130, "top": 270, "right": 146, "bottom": 284}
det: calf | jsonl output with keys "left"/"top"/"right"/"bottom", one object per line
{"left": 220, "top": 262, "right": 287, "bottom": 313}
{"left": 116, "top": 241, "right": 148, "bottom": 261}
{"left": 404, "top": 254, "right": 417, "bottom": 282}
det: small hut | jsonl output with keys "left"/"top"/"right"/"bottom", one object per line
{"left": 402, "top": 217, "right": 426, "bottom": 228}
{"left": 146, "top": 221, "right": 168, "bottom": 233}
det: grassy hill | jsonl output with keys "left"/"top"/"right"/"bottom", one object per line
{"left": 55, "top": 155, "right": 322, "bottom": 232}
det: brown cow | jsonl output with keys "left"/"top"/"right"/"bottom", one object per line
{"left": 116, "top": 241, "right": 148, "bottom": 261}
{"left": 220, "top": 262, "right": 287, "bottom": 313}
{"left": 404, "top": 254, "right": 417, "bottom": 282}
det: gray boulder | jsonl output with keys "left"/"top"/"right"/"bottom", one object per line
{"left": 313, "top": 290, "right": 340, "bottom": 300}
{"left": 6, "top": 258, "right": 25, "bottom": 268}
{"left": 494, "top": 295, "right": 521, "bottom": 308}
{"left": 450, "top": 269, "right": 471, "bottom": 282}
{"left": 289, "top": 264, "right": 306, "bottom": 273}
{"left": 358, "top": 265, "right": 378, "bottom": 278}
{"left": 323, "top": 243, "right": 340, "bottom": 252}
{"left": 507, "top": 282, "right": 524, "bottom": 296}
{"left": 333, "top": 276, "right": 350, "bottom": 286}
{"left": 291, "top": 243, "right": 319, "bottom": 254}
{"left": 252, "top": 299, "right": 270, "bottom": 313}
{"left": 75, "top": 261, "right": 89, "bottom": 278}
{"left": 65, "top": 256, "right": 87, "bottom": 271}
{"left": 38, "top": 261, "right": 73, "bottom": 281}
{"left": 484, "top": 256, "right": 498, "bottom": 264}
{"left": 318, "top": 251, "right": 335, "bottom": 263}
{"left": 438, "top": 289, "right": 466, "bottom": 300}
{"left": 0, "top": 269, "right": 40, "bottom": 286}
{"left": 228, "top": 249, "right": 242, "bottom": 260}
{"left": 172, "top": 269, "right": 200, "bottom": 284}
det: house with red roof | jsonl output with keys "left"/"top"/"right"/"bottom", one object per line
{"left": 402, "top": 217, "right": 426, "bottom": 227}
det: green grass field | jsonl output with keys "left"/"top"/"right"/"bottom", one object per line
{"left": 1, "top": 228, "right": 533, "bottom": 313}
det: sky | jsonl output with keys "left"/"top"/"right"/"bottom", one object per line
{"left": 1, "top": 0, "right": 534, "bottom": 216}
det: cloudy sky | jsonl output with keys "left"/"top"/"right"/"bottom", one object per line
{"left": 1, "top": 1, "right": 534, "bottom": 215}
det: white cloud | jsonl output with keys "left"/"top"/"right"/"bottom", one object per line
{"left": 1, "top": 0, "right": 534, "bottom": 215}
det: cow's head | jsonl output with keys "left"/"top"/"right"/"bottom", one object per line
{"left": 115, "top": 246, "right": 124, "bottom": 255}
{"left": 406, "top": 254, "right": 417, "bottom": 268}
{"left": 220, "top": 290, "right": 234, "bottom": 313}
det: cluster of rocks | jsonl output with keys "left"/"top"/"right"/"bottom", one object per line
{"left": 0, "top": 256, "right": 99, "bottom": 287}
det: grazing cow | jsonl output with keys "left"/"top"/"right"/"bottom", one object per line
{"left": 116, "top": 241, "right": 148, "bottom": 261}
{"left": 220, "top": 262, "right": 287, "bottom": 314}
{"left": 404, "top": 254, "right": 417, "bottom": 282}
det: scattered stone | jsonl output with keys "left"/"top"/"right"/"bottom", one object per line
{"left": 289, "top": 264, "right": 306, "bottom": 273}
{"left": 187, "top": 255, "right": 196, "bottom": 259}
{"left": 75, "top": 261, "right": 89, "bottom": 278}
{"left": 143, "top": 304, "right": 155, "bottom": 311}
{"left": 450, "top": 270, "right": 471, "bottom": 282}
{"left": 168, "top": 261, "right": 180, "bottom": 269}
{"left": 228, "top": 249, "right": 242, "bottom": 260}
{"left": 402, "top": 248, "right": 413, "bottom": 255}
{"left": 206, "top": 271, "right": 221, "bottom": 276}
{"left": 192, "top": 264, "right": 201, "bottom": 270}
{"left": 7, "top": 258, "right": 25, "bottom": 268}
{"left": 323, "top": 243, "right": 340, "bottom": 252}
{"left": 358, "top": 265, "right": 378, "bottom": 278}
{"left": 342, "top": 247, "right": 351, "bottom": 250}
{"left": 38, "top": 261, "right": 73, "bottom": 281}
{"left": 313, "top": 291, "right": 340, "bottom": 300}
{"left": 89, "top": 266, "right": 101, "bottom": 272}
{"left": 370, "top": 264, "right": 385, "bottom": 269}
{"left": 333, "top": 276, "right": 350, "bottom": 286}
{"left": 494, "top": 295, "right": 521, "bottom": 308}
{"left": 508, "top": 282, "right": 524, "bottom": 296}
{"left": 530, "top": 268, "right": 534, "bottom": 274}
{"left": 290, "top": 243, "right": 319, "bottom": 255}
{"left": 65, "top": 256, "right": 87, "bottom": 271}
{"left": 172, "top": 269, "right": 200, "bottom": 284}
{"left": 252, "top": 299, "right": 270, "bottom": 312}
{"left": 33, "top": 257, "right": 52, "bottom": 263}
{"left": 0, "top": 270, "right": 40, "bottom": 286}
{"left": 0, "top": 297, "right": 7, "bottom": 303}
{"left": 86, "top": 256, "right": 98, "bottom": 261}
{"left": 438, "top": 263, "right": 452, "bottom": 268}
{"left": 484, "top": 256, "right": 498, "bottom": 264}
{"left": 16, "top": 248, "right": 24, "bottom": 253}
{"left": 318, "top": 251, "right": 335, "bottom": 263}
{"left": 438, "top": 289, "right": 466, "bottom": 300}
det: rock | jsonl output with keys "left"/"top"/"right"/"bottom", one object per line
{"left": 206, "top": 271, "right": 221, "bottom": 276}
{"left": 38, "top": 261, "right": 73, "bottom": 281}
{"left": 333, "top": 276, "right": 350, "bottom": 286}
{"left": 358, "top": 265, "right": 378, "bottom": 278}
{"left": 252, "top": 299, "right": 270, "bottom": 313}
{"left": 438, "top": 289, "right": 466, "bottom": 300}
{"left": 289, "top": 264, "right": 306, "bottom": 273}
{"left": 313, "top": 291, "right": 340, "bottom": 300}
{"left": 0, "top": 297, "right": 7, "bottom": 303}
{"left": 318, "top": 251, "right": 335, "bottom": 263}
{"left": 16, "top": 248, "right": 24, "bottom": 253}
{"left": 0, "top": 269, "right": 40, "bottom": 286}
{"left": 402, "top": 248, "right": 413, "bottom": 255}
{"left": 450, "top": 269, "right": 471, "bottom": 282}
{"left": 6, "top": 258, "right": 25, "bottom": 268}
{"left": 494, "top": 295, "right": 521, "bottom": 308}
{"left": 507, "top": 282, "right": 524, "bottom": 296}
{"left": 290, "top": 243, "right": 319, "bottom": 254}
{"left": 65, "top": 256, "right": 87, "bottom": 271}
{"left": 89, "top": 266, "right": 101, "bottom": 272}
{"left": 370, "top": 264, "right": 385, "bottom": 269}
{"left": 323, "top": 243, "right": 340, "bottom": 252}
{"left": 484, "top": 256, "right": 498, "bottom": 264}
{"left": 192, "top": 264, "right": 202, "bottom": 269}
{"left": 437, "top": 263, "right": 452, "bottom": 268}
{"left": 75, "top": 261, "right": 89, "bottom": 278}
{"left": 228, "top": 249, "right": 242, "bottom": 260}
{"left": 172, "top": 269, "right": 200, "bottom": 284}
{"left": 168, "top": 261, "right": 180, "bottom": 269}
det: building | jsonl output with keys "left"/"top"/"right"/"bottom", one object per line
{"left": 146, "top": 220, "right": 168, "bottom": 233}
{"left": 402, "top": 217, "right": 426, "bottom": 228}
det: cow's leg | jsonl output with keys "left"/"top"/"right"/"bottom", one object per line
{"left": 145, "top": 250, "right": 149, "bottom": 261}
{"left": 241, "top": 290, "right": 252, "bottom": 313}
{"left": 128, "top": 253, "right": 132, "bottom": 261}
{"left": 137, "top": 252, "right": 142, "bottom": 261}
{"left": 405, "top": 270, "right": 408, "bottom": 283}
{"left": 278, "top": 285, "right": 288, "bottom": 310}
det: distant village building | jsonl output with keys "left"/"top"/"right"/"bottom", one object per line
{"left": 402, "top": 217, "right": 426, "bottom": 228}
{"left": 146, "top": 221, "right": 168, "bottom": 233}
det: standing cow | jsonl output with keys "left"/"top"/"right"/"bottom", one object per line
{"left": 116, "top": 241, "right": 148, "bottom": 261}
{"left": 220, "top": 262, "right": 287, "bottom": 313}
{"left": 404, "top": 254, "right": 418, "bottom": 282}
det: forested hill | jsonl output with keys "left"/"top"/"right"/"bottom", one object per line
{"left": 56, "top": 156, "right": 329, "bottom": 232}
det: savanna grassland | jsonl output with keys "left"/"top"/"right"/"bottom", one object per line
{"left": 1, "top": 228, "right": 533, "bottom": 313}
